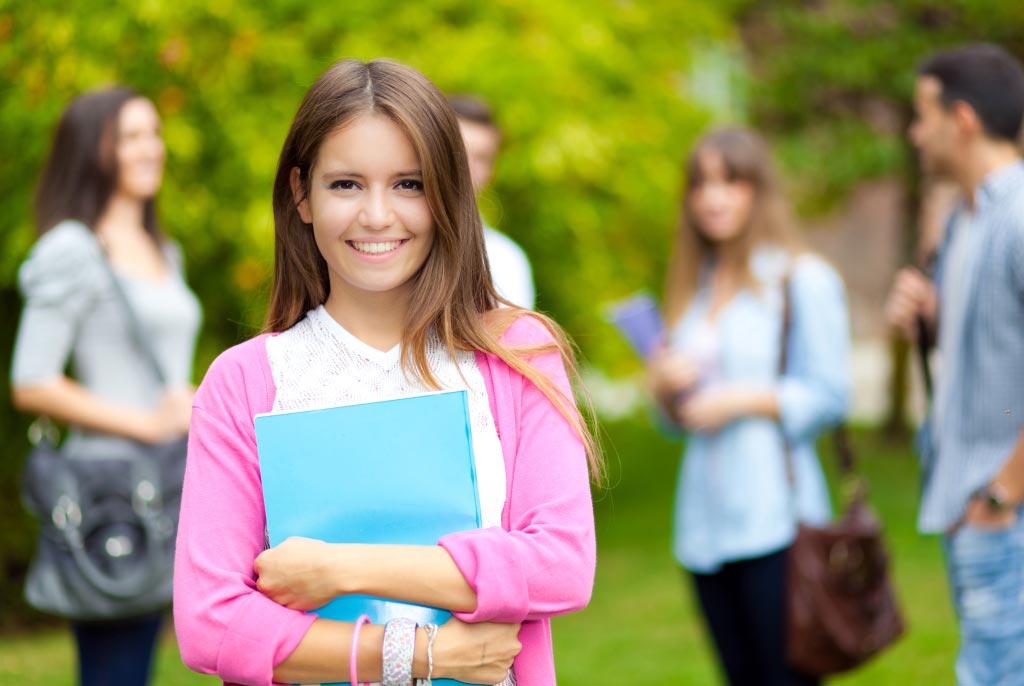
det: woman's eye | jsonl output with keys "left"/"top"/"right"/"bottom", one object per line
{"left": 396, "top": 179, "right": 423, "bottom": 192}
{"left": 330, "top": 180, "right": 358, "bottom": 191}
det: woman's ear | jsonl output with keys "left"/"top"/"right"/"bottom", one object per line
{"left": 290, "top": 167, "right": 313, "bottom": 224}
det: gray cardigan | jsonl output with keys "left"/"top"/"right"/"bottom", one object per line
{"left": 11, "top": 220, "right": 202, "bottom": 457}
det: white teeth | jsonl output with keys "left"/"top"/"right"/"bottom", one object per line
{"left": 351, "top": 240, "right": 402, "bottom": 254}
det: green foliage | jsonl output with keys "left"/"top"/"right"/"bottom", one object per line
{"left": 0, "top": 1, "right": 731, "bottom": 626}
{"left": 733, "top": 0, "right": 1024, "bottom": 433}
{"left": 1, "top": 0, "right": 731, "bottom": 364}
{"left": 735, "top": 0, "right": 1024, "bottom": 212}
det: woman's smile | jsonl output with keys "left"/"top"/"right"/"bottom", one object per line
{"left": 347, "top": 239, "right": 409, "bottom": 257}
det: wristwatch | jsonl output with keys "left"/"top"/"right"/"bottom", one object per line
{"left": 975, "top": 482, "right": 1014, "bottom": 512}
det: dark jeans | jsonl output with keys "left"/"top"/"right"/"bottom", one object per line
{"left": 71, "top": 612, "right": 162, "bottom": 686}
{"left": 690, "top": 547, "right": 819, "bottom": 686}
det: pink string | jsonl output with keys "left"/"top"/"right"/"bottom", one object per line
{"left": 350, "top": 614, "right": 371, "bottom": 686}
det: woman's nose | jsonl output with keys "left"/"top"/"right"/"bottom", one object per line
{"left": 144, "top": 134, "right": 166, "bottom": 161}
{"left": 358, "top": 188, "right": 395, "bottom": 229}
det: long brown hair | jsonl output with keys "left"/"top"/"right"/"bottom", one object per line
{"left": 663, "top": 127, "right": 802, "bottom": 327}
{"left": 34, "top": 86, "right": 161, "bottom": 238}
{"left": 265, "top": 59, "right": 601, "bottom": 477}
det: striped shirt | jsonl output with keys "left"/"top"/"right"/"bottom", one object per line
{"left": 932, "top": 212, "right": 975, "bottom": 444}
{"left": 918, "top": 159, "right": 1024, "bottom": 533}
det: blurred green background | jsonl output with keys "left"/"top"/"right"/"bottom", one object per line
{"left": 2, "top": 1, "right": 1023, "bottom": 683}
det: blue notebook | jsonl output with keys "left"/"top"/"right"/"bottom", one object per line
{"left": 255, "top": 390, "right": 483, "bottom": 686}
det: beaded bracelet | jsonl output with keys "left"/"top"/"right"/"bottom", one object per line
{"left": 382, "top": 617, "right": 417, "bottom": 686}
{"left": 350, "top": 614, "right": 371, "bottom": 686}
{"left": 422, "top": 623, "right": 438, "bottom": 686}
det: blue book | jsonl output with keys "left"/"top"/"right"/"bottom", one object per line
{"left": 255, "top": 390, "right": 483, "bottom": 686}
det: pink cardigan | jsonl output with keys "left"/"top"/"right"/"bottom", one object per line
{"left": 173, "top": 316, "right": 596, "bottom": 685}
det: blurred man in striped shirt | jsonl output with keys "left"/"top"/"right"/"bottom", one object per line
{"left": 887, "top": 43, "right": 1024, "bottom": 686}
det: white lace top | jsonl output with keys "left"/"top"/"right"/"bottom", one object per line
{"left": 264, "top": 305, "right": 507, "bottom": 528}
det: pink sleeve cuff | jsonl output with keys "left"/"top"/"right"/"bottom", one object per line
{"left": 438, "top": 527, "right": 530, "bottom": 623}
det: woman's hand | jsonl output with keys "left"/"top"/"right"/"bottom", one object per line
{"left": 647, "top": 348, "right": 700, "bottom": 412}
{"left": 677, "top": 386, "right": 743, "bottom": 432}
{"left": 676, "top": 385, "right": 780, "bottom": 433}
{"left": 138, "top": 386, "right": 194, "bottom": 444}
{"left": 431, "top": 617, "right": 522, "bottom": 684}
{"left": 254, "top": 537, "right": 342, "bottom": 611}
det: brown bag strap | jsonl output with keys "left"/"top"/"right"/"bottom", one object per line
{"left": 778, "top": 272, "right": 855, "bottom": 485}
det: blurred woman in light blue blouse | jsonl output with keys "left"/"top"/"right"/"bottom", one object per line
{"left": 647, "top": 127, "right": 850, "bottom": 686}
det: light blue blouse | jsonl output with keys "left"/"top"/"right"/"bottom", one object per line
{"left": 669, "top": 246, "right": 851, "bottom": 573}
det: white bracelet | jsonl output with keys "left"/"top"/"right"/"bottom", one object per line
{"left": 422, "top": 623, "right": 438, "bottom": 686}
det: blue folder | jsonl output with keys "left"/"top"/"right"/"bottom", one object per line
{"left": 255, "top": 390, "right": 483, "bottom": 686}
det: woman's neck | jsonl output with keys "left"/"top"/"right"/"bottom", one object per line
{"left": 711, "top": 239, "right": 746, "bottom": 276}
{"left": 704, "top": 241, "right": 747, "bottom": 321}
{"left": 323, "top": 290, "right": 410, "bottom": 352}
{"left": 95, "top": 192, "right": 147, "bottom": 239}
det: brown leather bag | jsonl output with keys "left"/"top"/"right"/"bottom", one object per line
{"left": 779, "top": 274, "right": 905, "bottom": 676}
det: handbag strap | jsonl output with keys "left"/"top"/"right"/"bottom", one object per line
{"left": 778, "top": 271, "right": 855, "bottom": 485}
{"left": 94, "top": 242, "right": 169, "bottom": 387}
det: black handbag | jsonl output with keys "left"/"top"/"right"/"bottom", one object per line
{"left": 20, "top": 249, "right": 188, "bottom": 621}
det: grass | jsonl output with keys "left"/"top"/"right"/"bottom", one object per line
{"left": 552, "top": 419, "right": 957, "bottom": 685}
{"left": 0, "top": 620, "right": 208, "bottom": 686}
{"left": 0, "top": 419, "right": 956, "bottom": 685}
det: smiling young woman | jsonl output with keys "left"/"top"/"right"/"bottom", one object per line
{"left": 173, "top": 59, "right": 600, "bottom": 686}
